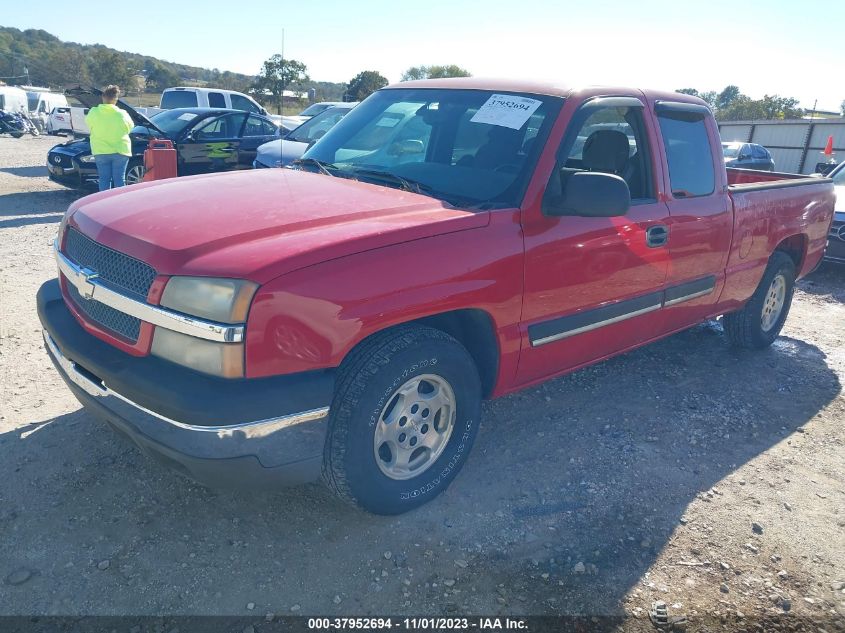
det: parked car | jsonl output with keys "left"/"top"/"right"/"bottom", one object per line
{"left": 281, "top": 101, "right": 351, "bottom": 129}
{"left": 48, "top": 86, "right": 279, "bottom": 188}
{"left": 160, "top": 87, "right": 267, "bottom": 114}
{"left": 254, "top": 103, "right": 357, "bottom": 168}
{"left": 27, "top": 89, "right": 68, "bottom": 132}
{"left": 46, "top": 106, "right": 73, "bottom": 135}
{"left": 38, "top": 80, "right": 835, "bottom": 515}
{"left": 825, "top": 160, "right": 845, "bottom": 263}
{"left": 722, "top": 141, "right": 775, "bottom": 171}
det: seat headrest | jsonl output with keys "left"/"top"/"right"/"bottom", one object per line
{"left": 582, "top": 130, "right": 630, "bottom": 174}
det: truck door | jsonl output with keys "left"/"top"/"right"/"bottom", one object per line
{"left": 652, "top": 102, "right": 732, "bottom": 331}
{"left": 517, "top": 96, "right": 670, "bottom": 385}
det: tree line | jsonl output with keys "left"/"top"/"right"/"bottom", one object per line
{"left": 676, "top": 85, "right": 809, "bottom": 121}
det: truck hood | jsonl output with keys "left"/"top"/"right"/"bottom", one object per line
{"left": 66, "top": 169, "right": 489, "bottom": 283}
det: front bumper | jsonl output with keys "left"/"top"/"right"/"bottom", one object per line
{"left": 47, "top": 158, "right": 97, "bottom": 188}
{"left": 37, "top": 279, "right": 335, "bottom": 488}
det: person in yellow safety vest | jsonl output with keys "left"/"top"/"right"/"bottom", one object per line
{"left": 85, "top": 85, "right": 134, "bottom": 191}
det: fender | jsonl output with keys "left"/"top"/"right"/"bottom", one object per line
{"left": 244, "top": 211, "right": 525, "bottom": 392}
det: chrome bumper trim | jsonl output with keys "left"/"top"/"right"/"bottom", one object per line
{"left": 54, "top": 240, "right": 245, "bottom": 343}
{"left": 43, "top": 330, "right": 329, "bottom": 438}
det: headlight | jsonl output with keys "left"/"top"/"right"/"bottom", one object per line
{"left": 56, "top": 213, "right": 69, "bottom": 247}
{"left": 160, "top": 277, "right": 258, "bottom": 323}
{"left": 79, "top": 155, "right": 96, "bottom": 163}
{"left": 151, "top": 328, "right": 244, "bottom": 378}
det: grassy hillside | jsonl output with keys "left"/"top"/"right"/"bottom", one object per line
{"left": 0, "top": 26, "right": 346, "bottom": 107}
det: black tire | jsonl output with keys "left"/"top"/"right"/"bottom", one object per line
{"left": 723, "top": 251, "right": 796, "bottom": 349}
{"left": 11, "top": 132, "right": 23, "bottom": 139}
{"left": 323, "top": 325, "right": 482, "bottom": 515}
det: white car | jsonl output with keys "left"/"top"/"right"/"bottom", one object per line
{"left": 46, "top": 106, "right": 73, "bottom": 135}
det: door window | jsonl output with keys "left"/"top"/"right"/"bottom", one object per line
{"left": 243, "top": 115, "right": 277, "bottom": 137}
{"left": 656, "top": 112, "right": 715, "bottom": 198}
{"left": 208, "top": 92, "right": 226, "bottom": 108}
{"left": 751, "top": 144, "right": 768, "bottom": 159}
{"left": 193, "top": 113, "right": 247, "bottom": 140}
{"left": 547, "top": 103, "right": 655, "bottom": 204}
{"left": 231, "top": 94, "right": 260, "bottom": 113}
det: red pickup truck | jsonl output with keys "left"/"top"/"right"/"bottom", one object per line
{"left": 38, "top": 79, "right": 835, "bottom": 514}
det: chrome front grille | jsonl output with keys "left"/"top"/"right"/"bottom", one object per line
{"left": 62, "top": 228, "right": 157, "bottom": 343}
{"left": 66, "top": 282, "right": 142, "bottom": 342}
{"left": 64, "top": 228, "right": 156, "bottom": 300}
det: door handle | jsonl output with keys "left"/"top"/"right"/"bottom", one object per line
{"left": 646, "top": 224, "right": 669, "bottom": 248}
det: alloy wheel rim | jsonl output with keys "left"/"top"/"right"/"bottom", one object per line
{"left": 125, "top": 165, "right": 145, "bottom": 185}
{"left": 761, "top": 274, "right": 786, "bottom": 332}
{"left": 373, "top": 374, "right": 457, "bottom": 481}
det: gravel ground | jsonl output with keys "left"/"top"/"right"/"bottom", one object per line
{"left": 1, "top": 135, "right": 843, "bottom": 631}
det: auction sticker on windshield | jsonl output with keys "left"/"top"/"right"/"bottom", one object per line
{"left": 470, "top": 94, "right": 542, "bottom": 130}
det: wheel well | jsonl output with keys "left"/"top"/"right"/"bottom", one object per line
{"left": 338, "top": 311, "right": 499, "bottom": 397}
{"left": 774, "top": 235, "right": 806, "bottom": 272}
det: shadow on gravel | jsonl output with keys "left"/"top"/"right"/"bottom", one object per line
{"left": 0, "top": 325, "right": 840, "bottom": 618}
{"left": 0, "top": 190, "right": 82, "bottom": 217}
{"left": 799, "top": 262, "right": 845, "bottom": 303}
{"left": 0, "top": 213, "right": 63, "bottom": 228}
{"left": 0, "top": 166, "right": 48, "bottom": 178}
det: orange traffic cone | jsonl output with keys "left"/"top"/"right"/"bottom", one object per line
{"left": 823, "top": 135, "right": 834, "bottom": 156}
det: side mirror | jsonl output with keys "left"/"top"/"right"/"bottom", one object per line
{"left": 544, "top": 171, "right": 630, "bottom": 218}
{"left": 388, "top": 139, "right": 424, "bottom": 157}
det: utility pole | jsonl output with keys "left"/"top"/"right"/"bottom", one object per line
{"left": 280, "top": 28, "right": 285, "bottom": 115}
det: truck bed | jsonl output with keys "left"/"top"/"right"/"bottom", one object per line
{"left": 720, "top": 168, "right": 836, "bottom": 309}
{"left": 726, "top": 167, "right": 821, "bottom": 189}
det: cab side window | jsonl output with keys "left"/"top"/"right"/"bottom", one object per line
{"left": 243, "top": 115, "right": 276, "bottom": 137}
{"left": 193, "top": 113, "right": 247, "bottom": 140}
{"left": 231, "top": 94, "right": 260, "bottom": 113}
{"left": 546, "top": 104, "right": 654, "bottom": 205}
{"left": 657, "top": 112, "right": 715, "bottom": 198}
{"left": 208, "top": 92, "right": 226, "bottom": 108}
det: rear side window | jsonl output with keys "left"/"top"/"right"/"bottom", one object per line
{"left": 161, "top": 90, "right": 198, "bottom": 109}
{"left": 231, "top": 94, "right": 260, "bottom": 112}
{"left": 208, "top": 92, "right": 226, "bottom": 108}
{"left": 657, "top": 113, "right": 715, "bottom": 198}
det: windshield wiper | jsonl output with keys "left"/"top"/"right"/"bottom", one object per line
{"left": 348, "top": 168, "right": 432, "bottom": 194}
{"left": 291, "top": 157, "right": 338, "bottom": 177}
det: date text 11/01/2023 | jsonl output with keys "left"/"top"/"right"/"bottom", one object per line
{"left": 307, "top": 617, "right": 528, "bottom": 630}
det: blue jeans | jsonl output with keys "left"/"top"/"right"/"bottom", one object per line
{"left": 94, "top": 154, "right": 131, "bottom": 191}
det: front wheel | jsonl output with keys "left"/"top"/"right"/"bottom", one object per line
{"left": 125, "top": 160, "right": 146, "bottom": 185}
{"left": 323, "top": 326, "right": 482, "bottom": 515}
{"left": 723, "top": 251, "right": 796, "bottom": 349}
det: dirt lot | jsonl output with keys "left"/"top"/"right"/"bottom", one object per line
{"left": 1, "top": 135, "right": 843, "bottom": 631}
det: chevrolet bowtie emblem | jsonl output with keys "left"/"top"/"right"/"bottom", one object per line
{"left": 79, "top": 268, "right": 99, "bottom": 300}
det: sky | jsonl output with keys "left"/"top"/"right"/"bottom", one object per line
{"left": 3, "top": 0, "right": 843, "bottom": 111}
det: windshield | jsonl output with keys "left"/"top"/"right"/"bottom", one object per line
{"left": 132, "top": 109, "right": 201, "bottom": 136}
{"left": 299, "top": 103, "right": 334, "bottom": 117}
{"left": 27, "top": 95, "right": 39, "bottom": 111}
{"left": 831, "top": 162, "right": 845, "bottom": 185}
{"left": 288, "top": 107, "right": 351, "bottom": 143}
{"left": 302, "top": 89, "right": 563, "bottom": 208}
{"left": 722, "top": 143, "right": 741, "bottom": 158}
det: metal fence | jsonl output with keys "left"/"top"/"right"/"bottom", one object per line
{"left": 718, "top": 119, "right": 845, "bottom": 174}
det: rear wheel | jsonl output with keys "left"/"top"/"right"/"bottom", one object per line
{"left": 323, "top": 326, "right": 482, "bottom": 515}
{"left": 125, "top": 160, "right": 145, "bottom": 185}
{"left": 11, "top": 131, "right": 23, "bottom": 139}
{"left": 723, "top": 251, "right": 796, "bottom": 349}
